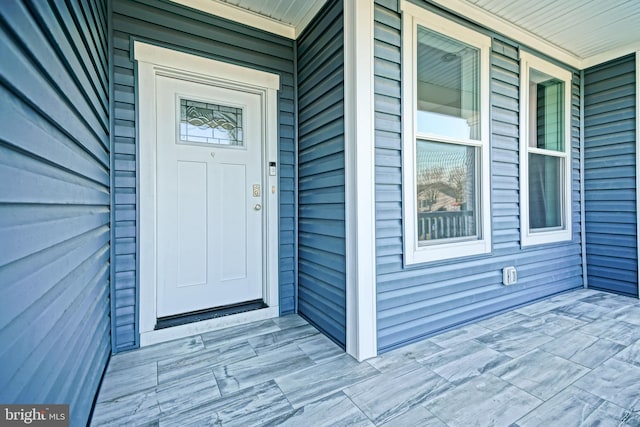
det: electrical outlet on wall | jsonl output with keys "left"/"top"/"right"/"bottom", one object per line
{"left": 503, "top": 266, "right": 517, "bottom": 286}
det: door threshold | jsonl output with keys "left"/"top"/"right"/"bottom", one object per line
{"left": 155, "top": 300, "right": 267, "bottom": 330}
{"left": 140, "top": 305, "right": 279, "bottom": 347}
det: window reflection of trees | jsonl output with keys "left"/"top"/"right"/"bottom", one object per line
{"left": 416, "top": 149, "right": 473, "bottom": 213}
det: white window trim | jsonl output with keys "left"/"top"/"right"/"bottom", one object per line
{"left": 519, "top": 51, "right": 573, "bottom": 246}
{"left": 401, "top": 2, "right": 492, "bottom": 265}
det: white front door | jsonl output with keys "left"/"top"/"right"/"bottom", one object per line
{"left": 155, "top": 75, "right": 263, "bottom": 318}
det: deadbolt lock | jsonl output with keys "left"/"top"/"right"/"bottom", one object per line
{"left": 252, "top": 184, "right": 261, "bottom": 197}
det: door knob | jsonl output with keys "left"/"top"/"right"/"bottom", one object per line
{"left": 254, "top": 204, "right": 262, "bottom": 211}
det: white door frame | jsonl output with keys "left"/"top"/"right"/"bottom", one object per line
{"left": 134, "top": 41, "right": 280, "bottom": 346}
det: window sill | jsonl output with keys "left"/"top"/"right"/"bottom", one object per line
{"left": 521, "top": 229, "right": 572, "bottom": 247}
{"left": 405, "top": 239, "right": 492, "bottom": 265}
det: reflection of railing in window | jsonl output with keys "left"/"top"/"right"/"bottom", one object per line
{"left": 418, "top": 210, "right": 474, "bottom": 241}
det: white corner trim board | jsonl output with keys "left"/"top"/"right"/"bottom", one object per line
{"left": 579, "top": 69, "right": 588, "bottom": 288}
{"left": 134, "top": 41, "right": 281, "bottom": 344}
{"left": 344, "top": 0, "right": 377, "bottom": 361}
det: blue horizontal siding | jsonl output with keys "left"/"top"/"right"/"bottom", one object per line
{"left": 0, "top": 1, "right": 111, "bottom": 425}
{"left": 110, "top": 0, "right": 297, "bottom": 351}
{"left": 296, "top": 0, "right": 346, "bottom": 348}
{"left": 584, "top": 54, "right": 638, "bottom": 297}
{"left": 374, "top": 0, "right": 583, "bottom": 352}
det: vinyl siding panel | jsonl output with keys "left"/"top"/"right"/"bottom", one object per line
{"left": 110, "top": 0, "right": 296, "bottom": 351}
{"left": 297, "top": 0, "right": 346, "bottom": 347}
{"left": 374, "top": 0, "right": 583, "bottom": 352}
{"left": 0, "top": 1, "right": 110, "bottom": 425}
{"left": 584, "top": 55, "right": 638, "bottom": 297}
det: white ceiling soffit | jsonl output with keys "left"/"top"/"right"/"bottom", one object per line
{"left": 432, "top": 0, "right": 640, "bottom": 68}
{"left": 170, "top": 0, "right": 327, "bottom": 39}
{"left": 173, "top": 0, "right": 640, "bottom": 68}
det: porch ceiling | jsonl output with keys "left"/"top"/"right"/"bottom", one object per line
{"left": 219, "top": 0, "right": 327, "bottom": 29}
{"left": 432, "top": 0, "right": 640, "bottom": 67}
{"left": 178, "top": 0, "right": 640, "bottom": 68}
{"left": 171, "top": 0, "right": 328, "bottom": 38}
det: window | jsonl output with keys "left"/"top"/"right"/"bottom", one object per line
{"left": 179, "top": 98, "right": 244, "bottom": 146}
{"left": 519, "top": 52, "right": 572, "bottom": 246}
{"left": 402, "top": 3, "right": 492, "bottom": 265}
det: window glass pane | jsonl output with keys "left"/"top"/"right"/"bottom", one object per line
{"left": 529, "top": 69, "right": 564, "bottom": 151}
{"left": 416, "top": 26, "right": 481, "bottom": 140}
{"left": 180, "top": 98, "right": 244, "bottom": 146}
{"left": 529, "top": 153, "right": 562, "bottom": 229}
{"left": 416, "top": 140, "right": 478, "bottom": 242}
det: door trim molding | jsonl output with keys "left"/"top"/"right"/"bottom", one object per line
{"left": 134, "top": 41, "right": 280, "bottom": 345}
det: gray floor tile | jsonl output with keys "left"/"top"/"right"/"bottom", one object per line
{"left": 419, "top": 340, "right": 511, "bottom": 384}
{"left": 247, "top": 324, "right": 319, "bottom": 354}
{"left": 540, "top": 332, "right": 625, "bottom": 368}
{"left": 157, "top": 340, "right": 256, "bottom": 384}
{"left": 264, "top": 392, "right": 374, "bottom": 427}
{"left": 476, "top": 310, "right": 530, "bottom": 330}
{"left": 344, "top": 363, "right": 450, "bottom": 424}
{"left": 539, "top": 330, "right": 598, "bottom": 356}
{"left": 156, "top": 371, "right": 220, "bottom": 414}
{"left": 419, "top": 341, "right": 512, "bottom": 384}
{"left": 511, "top": 312, "right": 587, "bottom": 337}
{"left": 515, "top": 297, "right": 571, "bottom": 317}
{"left": 564, "top": 338, "right": 625, "bottom": 369}
{"left": 201, "top": 319, "right": 280, "bottom": 349}
{"left": 579, "top": 293, "right": 639, "bottom": 311}
{"left": 428, "top": 324, "right": 493, "bottom": 348}
{"left": 97, "top": 361, "right": 157, "bottom": 402}
{"left": 550, "top": 301, "right": 612, "bottom": 322}
{"left": 574, "top": 358, "right": 640, "bottom": 412}
{"left": 607, "top": 305, "right": 640, "bottom": 326}
{"left": 367, "top": 339, "right": 444, "bottom": 373}
{"left": 513, "top": 386, "right": 635, "bottom": 427}
{"left": 615, "top": 339, "right": 640, "bottom": 368}
{"left": 276, "top": 354, "right": 380, "bottom": 408}
{"left": 158, "top": 380, "right": 292, "bottom": 427}
{"left": 605, "top": 401, "right": 640, "bottom": 427}
{"left": 491, "top": 349, "right": 589, "bottom": 400}
{"left": 426, "top": 374, "right": 542, "bottom": 427}
{"left": 549, "top": 289, "right": 602, "bottom": 302}
{"left": 296, "top": 334, "right": 344, "bottom": 363}
{"left": 91, "top": 293, "right": 640, "bottom": 427}
{"left": 377, "top": 405, "right": 447, "bottom": 427}
{"left": 92, "top": 389, "right": 160, "bottom": 426}
{"left": 107, "top": 336, "right": 204, "bottom": 372}
{"left": 272, "top": 314, "right": 311, "bottom": 329}
{"left": 213, "top": 343, "right": 314, "bottom": 395}
{"left": 579, "top": 318, "right": 640, "bottom": 346}
{"left": 475, "top": 325, "right": 554, "bottom": 357}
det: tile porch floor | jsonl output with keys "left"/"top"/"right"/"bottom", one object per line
{"left": 91, "top": 289, "right": 640, "bottom": 426}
